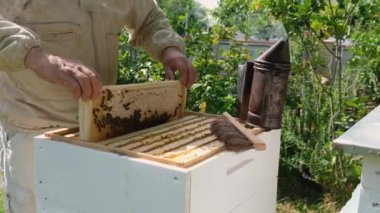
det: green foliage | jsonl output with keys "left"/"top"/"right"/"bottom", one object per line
{"left": 214, "top": 0, "right": 286, "bottom": 40}
{"left": 117, "top": 0, "right": 251, "bottom": 116}
{"left": 157, "top": 0, "right": 207, "bottom": 36}
{"left": 116, "top": 0, "right": 208, "bottom": 85}
{"left": 117, "top": 32, "right": 164, "bottom": 84}
{"left": 186, "top": 25, "right": 251, "bottom": 115}
{"left": 258, "top": 0, "right": 379, "bottom": 203}
{"left": 348, "top": 7, "right": 380, "bottom": 103}
{"left": 0, "top": 191, "right": 3, "bottom": 213}
{"left": 116, "top": 0, "right": 380, "bottom": 208}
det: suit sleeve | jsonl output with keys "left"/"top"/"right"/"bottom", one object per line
{"left": 0, "top": 0, "right": 41, "bottom": 72}
{"left": 124, "top": 0, "right": 185, "bottom": 62}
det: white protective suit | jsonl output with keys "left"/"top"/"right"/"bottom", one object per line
{"left": 0, "top": 1, "right": 185, "bottom": 212}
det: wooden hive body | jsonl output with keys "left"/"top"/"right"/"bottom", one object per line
{"left": 35, "top": 129, "right": 281, "bottom": 213}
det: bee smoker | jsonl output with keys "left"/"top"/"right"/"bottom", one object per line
{"left": 246, "top": 40, "right": 291, "bottom": 129}
{"left": 237, "top": 61, "right": 254, "bottom": 121}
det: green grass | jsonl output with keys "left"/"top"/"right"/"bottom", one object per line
{"left": 0, "top": 191, "right": 3, "bottom": 213}
{"left": 276, "top": 168, "right": 343, "bottom": 213}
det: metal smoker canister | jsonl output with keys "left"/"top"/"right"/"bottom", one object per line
{"left": 246, "top": 40, "right": 291, "bottom": 129}
{"left": 237, "top": 61, "right": 254, "bottom": 121}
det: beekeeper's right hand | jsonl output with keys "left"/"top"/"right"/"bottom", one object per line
{"left": 25, "top": 47, "right": 103, "bottom": 101}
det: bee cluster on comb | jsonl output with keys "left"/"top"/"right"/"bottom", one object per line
{"left": 210, "top": 112, "right": 266, "bottom": 152}
{"left": 210, "top": 119, "right": 253, "bottom": 151}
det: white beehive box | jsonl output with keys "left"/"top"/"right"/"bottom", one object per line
{"left": 34, "top": 116, "right": 281, "bottom": 213}
{"left": 334, "top": 105, "right": 380, "bottom": 213}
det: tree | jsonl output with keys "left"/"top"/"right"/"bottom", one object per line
{"left": 117, "top": 0, "right": 208, "bottom": 85}
{"left": 116, "top": 0, "right": 380, "bottom": 208}
{"left": 157, "top": 0, "right": 208, "bottom": 36}
{"left": 214, "top": 0, "right": 287, "bottom": 40}
{"left": 118, "top": 0, "right": 251, "bottom": 115}
{"left": 258, "top": 0, "right": 380, "bottom": 202}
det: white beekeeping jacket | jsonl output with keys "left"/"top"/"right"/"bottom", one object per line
{"left": 0, "top": 0, "right": 184, "bottom": 130}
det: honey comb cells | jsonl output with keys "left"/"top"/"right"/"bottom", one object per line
{"left": 79, "top": 81, "right": 186, "bottom": 142}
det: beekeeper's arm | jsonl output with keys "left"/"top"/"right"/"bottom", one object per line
{"left": 0, "top": 0, "right": 102, "bottom": 100}
{"left": 125, "top": 0, "right": 196, "bottom": 87}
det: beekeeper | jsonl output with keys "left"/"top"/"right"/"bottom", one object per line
{"left": 0, "top": 1, "right": 196, "bottom": 212}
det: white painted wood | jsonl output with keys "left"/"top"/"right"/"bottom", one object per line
{"left": 189, "top": 130, "right": 281, "bottom": 213}
{"left": 358, "top": 186, "right": 380, "bottom": 213}
{"left": 335, "top": 104, "right": 380, "bottom": 212}
{"left": 340, "top": 185, "right": 360, "bottom": 213}
{"left": 35, "top": 136, "right": 188, "bottom": 213}
{"left": 361, "top": 155, "right": 380, "bottom": 190}
{"left": 34, "top": 129, "right": 281, "bottom": 213}
{"left": 334, "top": 105, "right": 380, "bottom": 155}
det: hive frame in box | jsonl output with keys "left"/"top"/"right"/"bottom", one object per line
{"left": 45, "top": 111, "right": 265, "bottom": 168}
{"left": 79, "top": 80, "right": 187, "bottom": 142}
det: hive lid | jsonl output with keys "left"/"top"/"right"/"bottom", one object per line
{"left": 334, "top": 105, "right": 380, "bottom": 155}
{"left": 255, "top": 39, "right": 290, "bottom": 64}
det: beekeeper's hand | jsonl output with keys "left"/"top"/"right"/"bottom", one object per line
{"left": 25, "top": 47, "right": 103, "bottom": 101}
{"left": 161, "top": 47, "right": 196, "bottom": 88}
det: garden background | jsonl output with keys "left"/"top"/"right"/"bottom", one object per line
{"left": 1, "top": 0, "right": 379, "bottom": 212}
{"left": 118, "top": 0, "right": 380, "bottom": 212}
